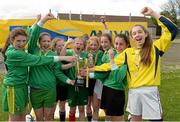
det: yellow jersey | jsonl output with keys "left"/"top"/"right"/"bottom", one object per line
{"left": 94, "top": 16, "right": 178, "bottom": 89}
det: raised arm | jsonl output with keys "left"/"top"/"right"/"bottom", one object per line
{"left": 142, "top": 7, "right": 178, "bottom": 56}
{"left": 100, "top": 16, "right": 109, "bottom": 33}
{"left": 28, "top": 13, "right": 55, "bottom": 54}
{"left": 60, "top": 38, "right": 74, "bottom": 56}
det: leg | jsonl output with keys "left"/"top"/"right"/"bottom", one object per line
{"left": 92, "top": 93, "right": 100, "bottom": 121}
{"left": 69, "top": 107, "right": 76, "bottom": 121}
{"left": 9, "top": 114, "right": 25, "bottom": 121}
{"left": 59, "top": 100, "right": 66, "bottom": 121}
{"left": 34, "top": 108, "right": 44, "bottom": 121}
{"left": 78, "top": 106, "right": 85, "bottom": 121}
{"left": 44, "top": 107, "right": 55, "bottom": 121}
{"left": 86, "top": 96, "right": 93, "bottom": 121}
{"left": 9, "top": 106, "right": 28, "bottom": 121}
{"left": 110, "top": 115, "right": 124, "bottom": 121}
{"left": 131, "top": 115, "right": 142, "bottom": 121}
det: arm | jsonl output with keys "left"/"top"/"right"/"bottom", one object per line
{"left": 92, "top": 72, "right": 110, "bottom": 80}
{"left": 153, "top": 16, "right": 178, "bottom": 56}
{"left": 100, "top": 16, "right": 109, "bottom": 33}
{"left": 110, "top": 64, "right": 127, "bottom": 82}
{"left": 54, "top": 62, "right": 75, "bottom": 85}
{"left": 142, "top": 7, "right": 178, "bottom": 56}
{"left": 27, "top": 23, "right": 42, "bottom": 54}
{"left": 90, "top": 65, "right": 127, "bottom": 83}
{"left": 93, "top": 49, "right": 125, "bottom": 72}
{"left": 27, "top": 13, "right": 55, "bottom": 54}
{"left": 60, "top": 38, "right": 74, "bottom": 56}
{"left": 6, "top": 50, "right": 71, "bottom": 67}
{"left": 61, "top": 62, "right": 75, "bottom": 70}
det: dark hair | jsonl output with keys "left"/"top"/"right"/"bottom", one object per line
{"left": 39, "top": 32, "right": 51, "bottom": 42}
{"left": 1, "top": 34, "right": 11, "bottom": 59}
{"left": 115, "top": 34, "right": 131, "bottom": 48}
{"left": 10, "top": 28, "right": 27, "bottom": 42}
{"left": 130, "top": 24, "right": 153, "bottom": 66}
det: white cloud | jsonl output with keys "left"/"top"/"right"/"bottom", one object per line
{"left": 0, "top": 0, "right": 168, "bottom": 19}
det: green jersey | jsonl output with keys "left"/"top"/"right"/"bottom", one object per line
{"left": 4, "top": 45, "right": 54, "bottom": 86}
{"left": 65, "top": 49, "right": 87, "bottom": 80}
{"left": 93, "top": 51, "right": 128, "bottom": 90}
{"left": 27, "top": 24, "right": 69, "bottom": 89}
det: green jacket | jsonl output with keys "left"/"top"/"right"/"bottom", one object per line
{"left": 95, "top": 49, "right": 117, "bottom": 81}
{"left": 27, "top": 24, "right": 69, "bottom": 89}
{"left": 93, "top": 52, "right": 127, "bottom": 90}
{"left": 94, "top": 64, "right": 127, "bottom": 90}
{"left": 4, "top": 45, "right": 54, "bottom": 87}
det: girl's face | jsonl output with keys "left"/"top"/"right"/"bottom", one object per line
{"left": 114, "top": 37, "right": 128, "bottom": 53}
{"left": 74, "top": 39, "right": 84, "bottom": 53}
{"left": 39, "top": 35, "right": 51, "bottom": 50}
{"left": 101, "top": 36, "right": 111, "bottom": 51}
{"left": 12, "top": 35, "right": 27, "bottom": 50}
{"left": 131, "top": 26, "right": 147, "bottom": 48}
{"left": 89, "top": 40, "right": 99, "bottom": 53}
{"left": 55, "top": 40, "right": 64, "bottom": 52}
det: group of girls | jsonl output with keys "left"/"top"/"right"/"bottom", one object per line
{"left": 1, "top": 6, "right": 178, "bottom": 122}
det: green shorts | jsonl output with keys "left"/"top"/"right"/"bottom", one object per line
{"left": 67, "top": 86, "right": 88, "bottom": 107}
{"left": 2, "top": 84, "right": 28, "bottom": 115}
{"left": 30, "top": 88, "right": 56, "bottom": 109}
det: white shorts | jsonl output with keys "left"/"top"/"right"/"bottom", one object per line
{"left": 94, "top": 79, "right": 103, "bottom": 100}
{"left": 126, "top": 86, "right": 162, "bottom": 120}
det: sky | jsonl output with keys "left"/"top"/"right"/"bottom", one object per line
{"left": 0, "top": 0, "right": 168, "bottom": 19}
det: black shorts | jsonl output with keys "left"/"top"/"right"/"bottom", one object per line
{"left": 88, "top": 79, "right": 96, "bottom": 96}
{"left": 101, "top": 85, "right": 125, "bottom": 116}
{"left": 56, "top": 84, "right": 68, "bottom": 101}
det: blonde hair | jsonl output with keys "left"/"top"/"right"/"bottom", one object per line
{"left": 86, "top": 36, "right": 100, "bottom": 51}
{"left": 52, "top": 37, "right": 64, "bottom": 51}
{"left": 74, "top": 37, "right": 86, "bottom": 50}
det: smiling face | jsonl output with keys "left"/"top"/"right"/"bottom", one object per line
{"left": 54, "top": 39, "right": 64, "bottom": 53}
{"left": 131, "top": 25, "right": 147, "bottom": 49}
{"left": 114, "top": 37, "right": 128, "bottom": 53}
{"left": 100, "top": 36, "right": 111, "bottom": 51}
{"left": 12, "top": 35, "right": 27, "bottom": 50}
{"left": 74, "top": 38, "right": 85, "bottom": 54}
{"left": 88, "top": 38, "right": 99, "bottom": 53}
{"left": 39, "top": 34, "right": 51, "bottom": 51}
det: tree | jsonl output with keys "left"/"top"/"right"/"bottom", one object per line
{"left": 161, "top": 0, "right": 180, "bottom": 26}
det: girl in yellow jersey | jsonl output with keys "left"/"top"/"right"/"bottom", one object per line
{"left": 90, "top": 7, "right": 178, "bottom": 121}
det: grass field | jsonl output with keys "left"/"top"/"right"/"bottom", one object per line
{"left": 0, "top": 70, "right": 180, "bottom": 121}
